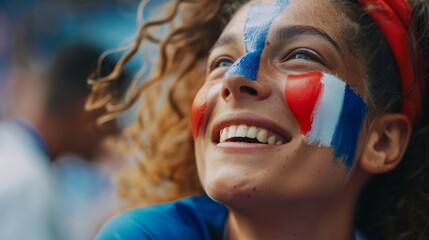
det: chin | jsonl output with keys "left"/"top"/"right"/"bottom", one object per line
{"left": 201, "top": 170, "right": 270, "bottom": 207}
{"left": 203, "top": 172, "right": 247, "bottom": 194}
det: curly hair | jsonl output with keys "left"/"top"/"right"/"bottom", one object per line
{"left": 86, "top": 0, "right": 429, "bottom": 238}
{"left": 86, "top": 0, "right": 249, "bottom": 208}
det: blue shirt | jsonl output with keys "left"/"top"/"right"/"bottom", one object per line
{"left": 96, "top": 195, "right": 228, "bottom": 240}
{"left": 97, "top": 195, "right": 369, "bottom": 240}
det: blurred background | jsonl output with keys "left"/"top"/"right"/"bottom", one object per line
{"left": 0, "top": 0, "right": 144, "bottom": 239}
{"left": 0, "top": 0, "right": 139, "bottom": 118}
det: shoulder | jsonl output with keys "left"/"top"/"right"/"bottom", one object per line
{"left": 0, "top": 121, "right": 51, "bottom": 194}
{"left": 96, "top": 195, "right": 228, "bottom": 240}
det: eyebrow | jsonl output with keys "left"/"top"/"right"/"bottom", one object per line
{"left": 272, "top": 25, "right": 341, "bottom": 52}
{"left": 210, "top": 33, "right": 241, "bottom": 52}
{"left": 210, "top": 25, "right": 341, "bottom": 53}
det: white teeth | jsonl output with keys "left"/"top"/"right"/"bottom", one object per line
{"left": 257, "top": 129, "right": 268, "bottom": 143}
{"left": 219, "top": 124, "right": 283, "bottom": 145}
{"left": 236, "top": 125, "right": 248, "bottom": 137}
{"left": 220, "top": 128, "right": 228, "bottom": 142}
{"left": 268, "top": 136, "right": 276, "bottom": 145}
{"left": 228, "top": 125, "right": 237, "bottom": 139}
{"left": 247, "top": 126, "right": 257, "bottom": 138}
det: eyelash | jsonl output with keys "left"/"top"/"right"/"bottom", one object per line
{"left": 209, "top": 56, "right": 234, "bottom": 72}
{"left": 283, "top": 48, "right": 326, "bottom": 65}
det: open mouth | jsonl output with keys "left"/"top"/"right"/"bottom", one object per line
{"left": 218, "top": 124, "right": 286, "bottom": 145}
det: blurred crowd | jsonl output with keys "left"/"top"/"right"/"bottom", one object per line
{"left": 0, "top": 0, "right": 141, "bottom": 239}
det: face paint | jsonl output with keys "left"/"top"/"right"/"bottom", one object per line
{"left": 191, "top": 102, "right": 207, "bottom": 139}
{"left": 285, "top": 72, "right": 368, "bottom": 169}
{"left": 191, "top": 81, "right": 223, "bottom": 139}
{"left": 191, "top": 85, "right": 210, "bottom": 139}
{"left": 224, "top": 0, "right": 289, "bottom": 81}
{"left": 285, "top": 72, "right": 324, "bottom": 135}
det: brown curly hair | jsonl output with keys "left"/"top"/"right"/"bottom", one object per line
{"left": 86, "top": 0, "right": 249, "bottom": 208}
{"left": 86, "top": 0, "right": 429, "bottom": 238}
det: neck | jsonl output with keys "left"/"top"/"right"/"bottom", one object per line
{"left": 226, "top": 190, "right": 358, "bottom": 240}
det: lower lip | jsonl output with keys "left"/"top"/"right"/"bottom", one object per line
{"left": 214, "top": 142, "right": 281, "bottom": 153}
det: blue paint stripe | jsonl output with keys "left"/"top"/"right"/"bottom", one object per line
{"left": 224, "top": 0, "right": 289, "bottom": 81}
{"left": 331, "top": 85, "right": 368, "bottom": 169}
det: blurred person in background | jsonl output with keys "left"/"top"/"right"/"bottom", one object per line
{"left": 0, "top": 41, "right": 127, "bottom": 240}
{"left": 0, "top": 0, "right": 138, "bottom": 239}
{"left": 51, "top": 42, "right": 130, "bottom": 240}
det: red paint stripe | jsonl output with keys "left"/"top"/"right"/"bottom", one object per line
{"left": 285, "top": 72, "right": 324, "bottom": 134}
{"left": 191, "top": 102, "right": 207, "bottom": 139}
{"left": 191, "top": 85, "right": 209, "bottom": 139}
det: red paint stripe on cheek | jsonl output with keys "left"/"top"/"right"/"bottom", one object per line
{"left": 191, "top": 85, "right": 210, "bottom": 139}
{"left": 285, "top": 72, "right": 324, "bottom": 134}
{"left": 191, "top": 102, "right": 207, "bottom": 139}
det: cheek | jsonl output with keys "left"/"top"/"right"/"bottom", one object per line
{"left": 191, "top": 104, "right": 207, "bottom": 139}
{"left": 190, "top": 83, "right": 223, "bottom": 139}
{"left": 191, "top": 86, "right": 209, "bottom": 139}
{"left": 285, "top": 72, "right": 368, "bottom": 169}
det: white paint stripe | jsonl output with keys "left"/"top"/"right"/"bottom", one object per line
{"left": 305, "top": 74, "right": 345, "bottom": 147}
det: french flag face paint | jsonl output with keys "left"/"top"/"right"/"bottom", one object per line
{"left": 285, "top": 72, "right": 368, "bottom": 169}
{"left": 224, "top": 0, "right": 289, "bottom": 81}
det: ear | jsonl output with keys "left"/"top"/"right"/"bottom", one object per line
{"left": 360, "top": 114, "right": 412, "bottom": 174}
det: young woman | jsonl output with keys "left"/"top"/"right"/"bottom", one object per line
{"left": 89, "top": 0, "right": 429, "bottom": 239}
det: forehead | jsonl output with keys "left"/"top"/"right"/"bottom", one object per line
{"left": 222, "top": 0, "right": 345, "bottom": 46}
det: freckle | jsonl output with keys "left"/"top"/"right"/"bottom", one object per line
{"left": 247, "top": 194, "right": 251, "bottom": 198}
{"left": 318, "top": 170, "right": 321, "bottom": 173}
{"left": 266, "top": 41, "right": 270, "bottom": 46}
{"left": 253, "top": 188, "right": 256, "bottom": 191}
{"left": 233, "top": 185, "right": 237, "bottom": 189}
{"left": 283, "top": 165, "right": 286, "bottom": 169}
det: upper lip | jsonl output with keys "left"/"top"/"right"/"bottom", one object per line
{"left": 210, "top": 112, "right": 292, "bottom": 144}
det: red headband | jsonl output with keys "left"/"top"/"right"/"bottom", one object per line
{"left": 358, "top": 0, "right": 426, "bottom": 124}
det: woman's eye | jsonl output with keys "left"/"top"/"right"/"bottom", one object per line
{"left": 290, "top": 53, "right": 314, "bottom": 60}
{"left": 210, "top": 58, "right": 234, "bottom": 71}
{"left": 218, "top": 60, "right": 233, "bottom": 68}
{"left": 284, "top": 49, "right": 325, "bottom": 65}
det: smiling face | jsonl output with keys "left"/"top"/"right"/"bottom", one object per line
{"left": 191, "top": 0, "right": 368, "bottom": 204}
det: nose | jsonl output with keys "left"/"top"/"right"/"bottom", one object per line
{"left": 221, "top": 75, "right": 272, "bottom": 102}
